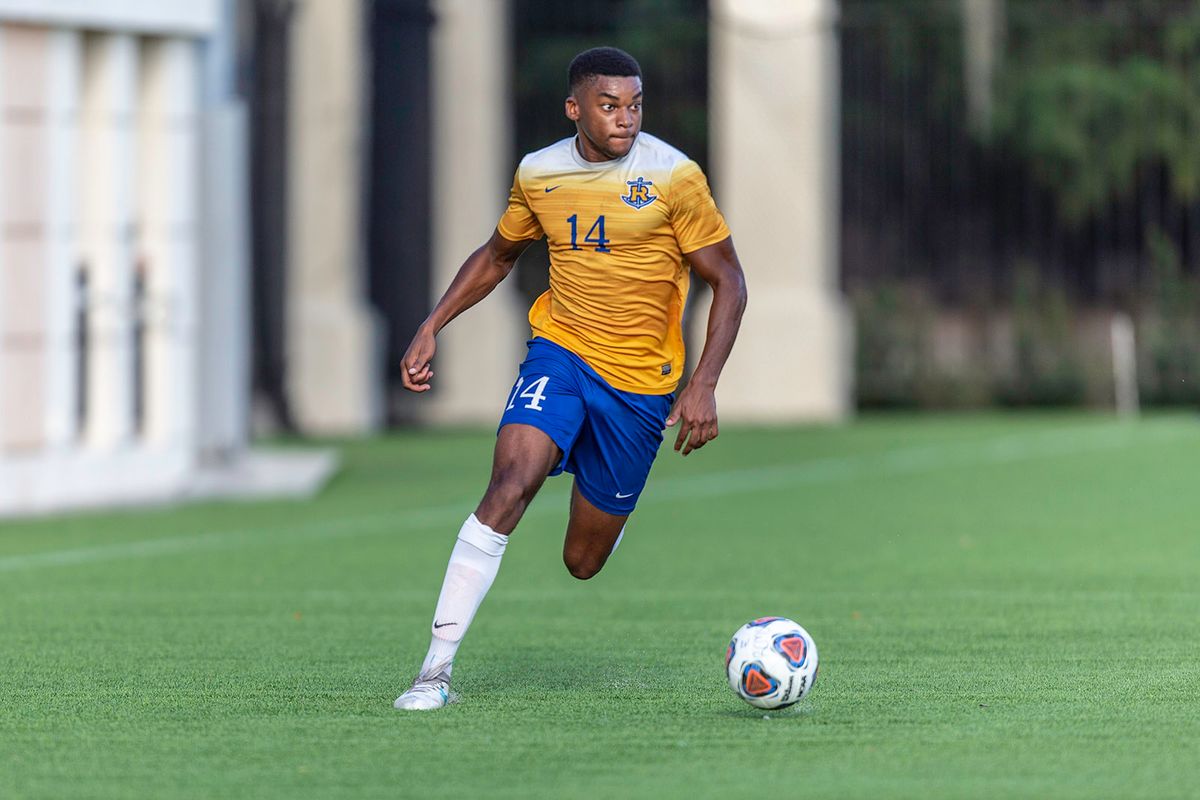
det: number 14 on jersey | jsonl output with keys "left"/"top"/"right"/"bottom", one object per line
{"left": 567, "top": 214, "right": 610, "bottom": 253}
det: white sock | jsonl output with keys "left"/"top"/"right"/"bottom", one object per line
{"left": 418, "top": 514, "right": 508, "bottom": 677}
{"left": 610, "top": 526, "right": 625, "bottom": 556}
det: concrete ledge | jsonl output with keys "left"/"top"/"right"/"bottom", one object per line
{"left": 186, "top": 448, "right": 339, "bottom": 503}
{"left": 0, "top": 445, "right": 338, "bottom": 518}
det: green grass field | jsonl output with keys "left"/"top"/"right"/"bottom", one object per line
{"left": 2, "top": 413, "right": 1199, "bottom": 799}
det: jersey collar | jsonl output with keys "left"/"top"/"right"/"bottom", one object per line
{"left": 569, "top": 133, "right": 639, "bottom": 170}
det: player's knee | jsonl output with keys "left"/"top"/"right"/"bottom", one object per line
{"left": 563, "top": 551, "right": 604, "bottom": 580}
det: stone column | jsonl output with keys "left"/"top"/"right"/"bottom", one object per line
{"left": 287, "top": 0, "right": 381, "bottom": 434}
{"left": 80, "top": 32, "right": 139, "bottom": 447}
{"left": 196, "top": 0, "right": 249, "bottom": 460}
{"left": 423, "top": 0, "right": 523, "bottom": 425}
{"left": 0, "top": 24, "right": 51, "bottom": 451}
{"left": 138, "top": 37, "right": 199, "bottom": 449}
{"left": 709, "top": 0, "right": 853, "bottom": 422}
{"left": 44, "top": 28, "right": 82, "bottom": 449}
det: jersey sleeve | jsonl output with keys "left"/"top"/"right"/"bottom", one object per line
{"left": 496, "top": 167, "right": 544, "bottom": 242}
{"left": 668, "top": 160, "right": 730, "bottom": 254}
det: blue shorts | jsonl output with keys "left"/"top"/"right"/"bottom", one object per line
{"left": 498, "top": 338, "right": 674, "bottom": 516}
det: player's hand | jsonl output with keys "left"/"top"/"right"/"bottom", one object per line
{"left": 400, "top": 326, "right": 437, "bottom": 393}
{"left": 666, "top": 381, "right": 718, "bottom": 456}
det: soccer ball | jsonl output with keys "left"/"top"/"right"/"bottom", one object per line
{"left": 725, "top": 617, "right": 819, "bottom": 709}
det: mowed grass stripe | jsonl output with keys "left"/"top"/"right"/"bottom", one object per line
{"left": 1, "top": 415, "right": 1193, "bottom": 574}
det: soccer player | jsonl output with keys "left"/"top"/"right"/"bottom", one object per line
{"left": 394, "top": 46, "right": 747, "bottom": 710}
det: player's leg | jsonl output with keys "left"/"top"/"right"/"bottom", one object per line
{"left": 559, "top": 380, "right": 673, "bottom": 581}
{"left": 562, "top": 480, "right": 627, "bottom": 580}
{"left": 431, "top": 422, "right": 560, "bottom": 647}
{"left": 396, "top": 340, "right": 585, "bottom": 710}
{"left": 395, "top": 424, "right": 559, "bottom": 710}
{"left": 475, "top": 423, "right": 561, "bottom": 533}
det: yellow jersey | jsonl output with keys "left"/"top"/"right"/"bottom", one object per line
{"left": 496, "top": 133, "right": 730, "bottom": 394}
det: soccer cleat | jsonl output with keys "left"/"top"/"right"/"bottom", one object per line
{"left": 393, "top": 663, "right": 457, "bottom": 711}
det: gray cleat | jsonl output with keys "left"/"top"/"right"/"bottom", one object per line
{"left": 393, "top": 663, "right": 457, "bottom": 711}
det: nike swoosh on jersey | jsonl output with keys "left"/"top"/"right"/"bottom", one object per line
{"left": 544, "top": 185, "right": 562, "bottom": 193}
{"left": 615, "top": 491, "right": 635, "bottom": 499}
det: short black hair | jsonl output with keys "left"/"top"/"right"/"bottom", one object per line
{"left": 568, "top": 47, "right": 641, "bottom": 93}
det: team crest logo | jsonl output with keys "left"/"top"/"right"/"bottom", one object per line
{"left": 621, "top": 176, "right": 657, "bottom": 209}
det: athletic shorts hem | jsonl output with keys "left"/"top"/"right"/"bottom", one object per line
{"left": 497, "top": 419, "right": 576, "bottom": 477}
{"left": 571, "top": 476, "right": 636, "bottom": 516}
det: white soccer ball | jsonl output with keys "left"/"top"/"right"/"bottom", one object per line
{"left": 725, "top": 617, "right": 819, "bottom": 709}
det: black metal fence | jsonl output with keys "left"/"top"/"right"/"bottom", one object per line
{"left": 368, "top": 0, "right": 434, "bottom": 423}
{"left": 239, "top": 0, "right": 1199, "bottom": 420}
{"left": 243, "top": 0, "right": 296, "bottom": 430}
{"left": 841, "top": 0, "right": 1200, "bottom": 407}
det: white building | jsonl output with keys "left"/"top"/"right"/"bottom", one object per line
{"left": 0, "top": 0, "right": 331, "bottom": 515}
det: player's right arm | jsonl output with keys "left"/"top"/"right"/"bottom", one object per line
{"left": 401, "top": 229, "right": 533, "bottom": 393}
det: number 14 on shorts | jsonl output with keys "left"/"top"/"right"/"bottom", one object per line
{"left": 506, "top": 376, "right": 550, "bottom": 411}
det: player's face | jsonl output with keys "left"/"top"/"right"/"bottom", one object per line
{"left": 565, "top": 75, "right": 643, "bottom": 161}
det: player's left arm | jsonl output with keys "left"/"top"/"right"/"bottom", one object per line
{"left": 667, "top": 236, "right": 747, "bottom": 456}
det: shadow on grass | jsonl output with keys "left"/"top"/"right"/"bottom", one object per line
{"left": 440, "top": 647, "right": 824, "bottom": 723}
{"left": 713, "top": 704, "right": 817, "bottom": 720}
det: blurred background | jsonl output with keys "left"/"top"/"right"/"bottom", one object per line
{"left": 0, "top": 0, "right": 1196, "bottom": 515}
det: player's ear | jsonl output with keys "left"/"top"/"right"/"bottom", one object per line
{"left": 565, "top": 95, "right": 580, "bottom": 122}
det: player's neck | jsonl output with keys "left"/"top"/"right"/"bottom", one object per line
{"left": 574, "top": 133, "right": 622, "bottom": 163}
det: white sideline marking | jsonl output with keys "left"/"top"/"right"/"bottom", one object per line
{"left": 649, "top": 418, "right": 1193, "bottom": 501}
{"left": 0, "top": 420, "right": 1193, "bottom": 574}
{"left": 0, "top": 504, "right": 468, "bottom": 574}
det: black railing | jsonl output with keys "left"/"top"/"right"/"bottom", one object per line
{"left": 841, "top": 0, "right": 1200, "bottom": 407}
